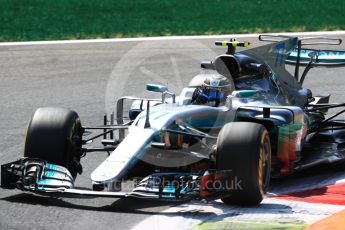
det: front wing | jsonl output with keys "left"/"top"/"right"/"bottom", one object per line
{"left": 1, "top": 158, "right": 233, "bottom": 202}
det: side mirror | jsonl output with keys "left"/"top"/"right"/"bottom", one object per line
{"left": 146, "top": 84, "right": 176, "bottom": 103}
{"left": 146, "top": 84, "right": 168, "bottom": 93}
{"left": 200, "top": 60, "right": 215, "bottom": 70}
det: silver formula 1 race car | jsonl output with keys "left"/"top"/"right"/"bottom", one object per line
{"left": 2, "top": 35, "right": 345, "bottom": 206}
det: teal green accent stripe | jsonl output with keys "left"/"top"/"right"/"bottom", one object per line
{"left": 153, "top": 112, "right": 169, "bottom": 120}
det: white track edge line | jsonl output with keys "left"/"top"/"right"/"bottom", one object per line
{"left": 1, "top": 31, "right": 345, "bottom": 46}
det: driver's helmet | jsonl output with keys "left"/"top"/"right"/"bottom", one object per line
{"left": 191, "top": 74, "right": 233, "bottom": 106}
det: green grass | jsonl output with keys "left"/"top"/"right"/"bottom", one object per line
{"left": 196, "top": 220, "right": 307, "bottom": 230}
{"left": 1, "top": 0, "right": 345, "bottom": 41}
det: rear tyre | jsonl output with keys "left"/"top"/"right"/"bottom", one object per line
{"left": 216, "top": 122, "right": 271, "bottom": 206}
{"left": 24, "top": 107, "right": 83, "bottom": 179}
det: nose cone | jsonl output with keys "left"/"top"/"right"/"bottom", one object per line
{"left": 91, "top": 128, "right": 155, "bottom": 183}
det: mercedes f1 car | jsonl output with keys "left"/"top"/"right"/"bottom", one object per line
{"left": 2, "top": 35, "right": 345, "bottom": 206}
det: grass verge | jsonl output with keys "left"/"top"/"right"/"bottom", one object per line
{"left": 1, "top": 0, "right": 345, "bottom": 41}
{"left": 196, "top": 221, "right": 307, "bottom": 230}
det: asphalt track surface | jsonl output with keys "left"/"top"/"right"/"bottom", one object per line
{"left": 1, "top": 34, "right": 345, "bottom": 229}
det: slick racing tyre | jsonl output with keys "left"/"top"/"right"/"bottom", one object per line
{"left": 216, "top": 122, "right": 271, "bottom": 206}
{"left": 24, "top": 107, "right": 83, "bottom": 179}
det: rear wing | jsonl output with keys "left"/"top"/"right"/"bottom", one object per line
{"left": 258, "top": 35, "right": 344, "bottom": 86}
{"left": 286, "top": 48, "right": 345, "bottom": 67}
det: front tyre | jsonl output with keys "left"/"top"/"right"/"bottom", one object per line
{"left": 24, "top": 107, "right": 83, "bottom": 179}
{"left": 216, "top": 122, "right": 271, "bottom": 206}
